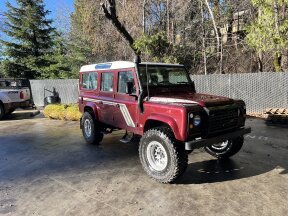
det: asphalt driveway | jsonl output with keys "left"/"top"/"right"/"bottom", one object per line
{"left": 0, "top": 112, "right": 287, "bottom": 215}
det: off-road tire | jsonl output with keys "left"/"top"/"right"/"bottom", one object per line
{"left": 204, "top": 136, "right": 244, "bottom": 159}
{"left": 139, "top": 127, "right": 188, "bottom": 183}
{"left": 0, "top": 103, "right": 5, "bottom": 120}
{"left": 81, "top": 112, "right": 104, "bottom": 145}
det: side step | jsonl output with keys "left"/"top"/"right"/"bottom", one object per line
{"left": 120, "top": 131, "right": 134, "bottom": 143}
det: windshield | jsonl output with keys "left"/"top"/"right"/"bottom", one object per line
{"left": 138, "top": 65, "right": 192, "bottom": 86}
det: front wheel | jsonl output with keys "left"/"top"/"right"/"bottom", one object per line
{"left": 81, "top": 112, "right": 104, "bottom": 145}
{"left": 139, "top": 127, "right": 188, "bottom": 183}
{"left": 204, "top": 136, "right": 244, "bottom": 159}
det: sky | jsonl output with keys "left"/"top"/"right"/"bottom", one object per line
{"left": 0, "top": 0, "right": 75, "bottom": 36}
{"left": 0, "top": 0, "right": 74, "bottom": 19}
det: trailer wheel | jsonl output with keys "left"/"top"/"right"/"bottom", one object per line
{"left": 205, "top": 136, "right": 244, "bottom": 159}
{"left": 81, "top": 112, "right": 103, "bottom": 145}
{"left": 139, "top": 127, "right": 188, "bottom": 183}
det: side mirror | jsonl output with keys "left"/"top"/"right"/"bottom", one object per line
{"left": 125, "top": 81, "right": 134, "bottom": 95}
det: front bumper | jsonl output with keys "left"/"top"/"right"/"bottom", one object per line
{"left": 185, "top": 127, "right": 251, "bottom": 150}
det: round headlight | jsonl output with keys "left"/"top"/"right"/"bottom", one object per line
{"left": 189, "top": 113, "right": 194, "bottom": 118}
{"left": 193, "top": 115, "right": 201, "bottom": 127}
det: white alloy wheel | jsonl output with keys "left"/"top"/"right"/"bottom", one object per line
{"left": 84, "top": 119, "right": 92, "bottom": 137}
{"left": 211, "top": 140, "right": 229, "bottom": 150}
{"left": 146, "top": 141, "right": 168, "bottom": 171}
{"left": 139, "top": 127, "right": 188, "bottom": 183}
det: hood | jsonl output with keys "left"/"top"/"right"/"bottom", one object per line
{"left": 148, "top": 93, "right": 234, "bottom": 107}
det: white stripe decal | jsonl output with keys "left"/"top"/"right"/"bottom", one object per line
{"left": 83, "top": 98, "right": 135, "bottom": 127}
{"left": 119, "top": 104, "right": 135, "bottom": 127}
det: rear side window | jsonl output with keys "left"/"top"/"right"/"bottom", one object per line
{"left": 101, "top": 73, "right": 114, "bottom": 92}
{"left": 118, "top": 71, "right": 135, "bottom": 93}
{"left": 89, "top": 73, "right": 97, "bottom": 89}
{"left": 82, "top": 72, "right": 98, "bottom": 90}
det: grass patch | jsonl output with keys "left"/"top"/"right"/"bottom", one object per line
{"left": 43, "top": 104, "right": 82, "bottom": 121}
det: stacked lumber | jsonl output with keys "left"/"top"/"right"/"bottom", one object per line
{"left": 264, "top": 108, "right": 288, "bottom": 124}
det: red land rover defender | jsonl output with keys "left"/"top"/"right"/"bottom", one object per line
{"left": 79, "top": 60, "right": 251, "bottom": 183}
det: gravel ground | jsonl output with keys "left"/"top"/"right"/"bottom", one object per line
{"left": 0, "top": 111, "right": 287, "bottom": 216}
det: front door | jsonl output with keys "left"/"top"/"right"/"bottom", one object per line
{"left": 113, "top": 70, "right": 139, "bottom": 131}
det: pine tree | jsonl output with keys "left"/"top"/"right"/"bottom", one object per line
{"left": 1, "top": 0, "right": 55, "bottom": 79}
{"left": 42, "top": 32, "right": 73, "bottom": 79}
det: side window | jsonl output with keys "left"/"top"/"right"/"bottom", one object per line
{"left": 82, "top": 72, "right": 98, "bottom": 90}
{"left": 101, "top": 72, "right": 114, "bottom": 92}
{"left": 82, "top": 73, "right": 89, "bottom": 89}
{"left": 89, "top": 73, "right": 98, "bottom": 89}
{"left": 118, "top": 71, "right": 135, "bottom": 93}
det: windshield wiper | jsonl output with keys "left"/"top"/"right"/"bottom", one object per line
{"left": 159, "top": 81, "right": 171, "bottom": 84}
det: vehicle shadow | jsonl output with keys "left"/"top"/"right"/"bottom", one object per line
{"left": 175, "top": 151, "right": 288, "bottom": 185}
{"left": 265, "top": 121, "right": 288, "bottom": 128}
{"left": 2, "top": 110, "right": 41, "bottom": 121}
{"left": 1, "top": 123, "right": 287, "bottom": 185}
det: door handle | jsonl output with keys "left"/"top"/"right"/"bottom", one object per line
{"left": 114, "top": 104, "right": 120, "bottom": 108}
{"left": 98, "top": 101, "right": 103, "bottom": 105}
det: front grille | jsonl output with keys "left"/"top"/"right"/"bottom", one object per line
{"left": 208, "top": 108, "right": 238, "bottom": 133}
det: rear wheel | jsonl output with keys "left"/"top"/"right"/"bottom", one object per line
{"left": 81, "top": 112, "right": 104, "bottom": 145}
{"left": 139, "top": 127, "right": 188, "bottom": 183}
{"left": 204, "top": 136, "right": 244, "bottom": 159}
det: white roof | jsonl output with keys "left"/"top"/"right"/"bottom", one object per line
{"left": 80, "top": 61, "right": 135, "bottom": 72}
{"left": 80, "top": 61, "right": 184, "bottom": 72}
{"left": 140, "top": 62, "right": 184, "bottom": 67}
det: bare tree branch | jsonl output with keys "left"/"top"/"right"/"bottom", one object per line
{"left": 101, "top": 0, "right": 140, "bottom": 56}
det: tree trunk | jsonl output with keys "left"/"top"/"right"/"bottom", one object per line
{"left": 166, "top": 0, "right": 170, "bottom": 41}
{"left": 258, "top": 51, "right": 263, "bottom": 72}
{"left": 274, "top": 52, "right": 282, "bottom": 72}
{"left": 204, "top": 0, "right": 220, "bottom": 59}
{"left": 171, "top": 0, "right": 175, "bottom": 43}
{"left": 227, "top": 9, "right": 234, "bottom": 43}
{"left": 274, "top": 1, "right": 282, "bottom": 72}
{"left": 142, "top": 0, "right": 147, "bottom": 34}
{"left": 200, "top": 1, "right": 207, "bottom": 75}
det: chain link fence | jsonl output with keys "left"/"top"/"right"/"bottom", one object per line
{"left": 30, "top": 73, "right": 288, "bottom": 113}
{"left": 191, "top": 72, "right": 288, "bottom": 113}
{"left": 30, "top": 79, "right": 79, "bottom": 107}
